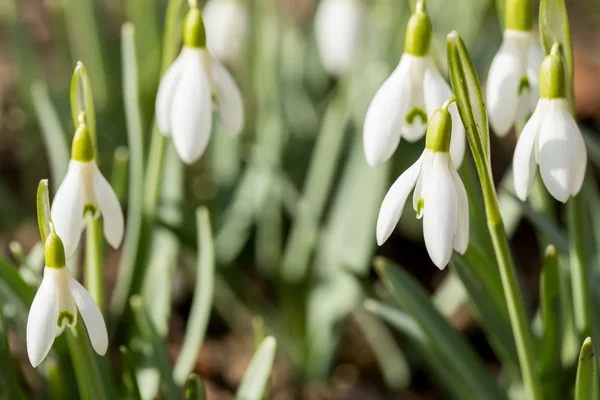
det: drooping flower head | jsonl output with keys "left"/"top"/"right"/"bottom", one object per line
{"left": 314, "top": 0, "right": 365, "bottom": 77}
{"left": 376, "top": 103, "right": 469, "bottom": 269}
{"left": 27, "top": 229, "right": 108, "bottom": 367}
{"left": 486, "top": 0, "right": 544, "bottom": 137}
{"left": 51, "top": 115, "right": 124, "bottom": 257}
{"left": 156, "top": 1, "right": 244, "bottom": 164}
{"left": 513, "top": 43, "right": 586, "bottom": 203}
{"left": 203, "top": 0, "right": 248, "bottom": 65}
{"left": 363, "top": 1, "right": 465, "bottom": 168}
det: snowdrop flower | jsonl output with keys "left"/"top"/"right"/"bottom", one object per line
{"left": 51, "top": 118, "right": 124, "bottom": 257}
{"left": 203, "top": 0, "right": 248, "bottom": 64}
{"left": 363, "top": 3, "right": 465, "bottom": 168}
{"left": 513, "top": 44, "right": 586, "bottom": 203}
{"left": 27, "top": 230, "right": 108, "bottom": 367}
{"left": 486, "top": 0, "right": 544, "bottom": 137}
{"left": 376, "top": 105, "right": 469, "bottom": 269}
{"left": 314, "top": 0, "right": 365, "bottom": 77}
{"left": 156, "top": 3, "right": 244, "bottom": 164}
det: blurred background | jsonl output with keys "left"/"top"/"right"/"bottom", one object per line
{"left": 1, "top": 0, "right": 600, "bottom": 398}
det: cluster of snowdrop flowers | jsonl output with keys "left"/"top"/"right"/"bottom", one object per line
{"left": 156, "top": 0, "right": 244, "bottom": 164}
{"left": 363, "top": 2, "right": 465, "bottom": 168}
{"left": 27, "top": 228, "right": 108, "bottom": 367}
{"left": 376, "top": 102, "right": 469, "bottom": 269}
{"left": 51, "top": 115, "right": 124, "bottom": 258}
{"left": 203, "top": 0, "right": 248, "bottom": 65}
{"left": 314, "top": 0, "right": 365, "bottom": 77}
{"left": 513, "top": 43, "right": 587, "bottom": 203}
{"left": 486, "top": 0, "right": 544, "bottom": 137}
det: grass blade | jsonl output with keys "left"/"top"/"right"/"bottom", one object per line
{"left": 235, "top": 336, "right": 277, "bottom": 400}
{"left": 120, "top": 346, "right": 142, "bottom": 400}
{"left": 0, "top": 309, "right": 16, "bottom": 399}
{"left": 576, "top": 338, "right": 596, "bottom": 400}
{"left": 36, "top": 180, "right": 51, "bottom": 243}
{"left": 184, "top": 374, "right": 207, "bottom": 400}
{"left": 173, "top": 208, "right": 215, "bottom": 384}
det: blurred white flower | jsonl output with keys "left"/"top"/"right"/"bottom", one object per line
{"left": 51, "top": 123, "right": 124, "bottom": 258}
{"left": 27, "top": 232, "right": 108, "bottom": 367}
{"left": 513, "top": 46, "right": 586, "bottom": 203}
{"left": 156, "top": 6, "right": 244, "bottom": 164}
{"left": 376, "top": 108, "right": 469, "bottom": 269}
{"left": 314, "top": 0, "right": 365, "bottom": 77}
{"left": 203, "top": 0, "right": 248, "bottom": 64}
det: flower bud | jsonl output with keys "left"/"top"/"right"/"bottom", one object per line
{"left": 184, "top": 7, "right": 207, "bottom": 48}
{"left": 71, "top": 120, "right": 94, "bottom": 162}
{"left": 44, "top": 232, "right": 66, "bottom": 270}
{"left": 404, "top": 9, "right": 432, "bottom": 57}
{"left": 425, "top": 108, "right": 452, "bottom": 153}
{"left": 505, "top": 0, "right": 533, "bottom": 31}
{"left": 539, "top": 44, "right": 566, "bottom": 99}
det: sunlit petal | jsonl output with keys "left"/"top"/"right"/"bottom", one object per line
{"left": 92, "top": 164, "right": 124, "bottom": 249}
{"left": 513, "top": 101, "right": 545, "bottom": 200}
{"left": 450, "top": 167, "right": 469, "bottom": 254}
{"left": 211, "top": 56, "right": 244, "bottom": 135}
{"left": 51, "top": 161, "right": 85, "bottom": 258}
{"left": 156, "top": 51, "right": 187, "bottom": 136}
{"left": 69, "top": 275, "right": 108, "bottom": 356}
{"left": 27, "top": 269, "right": 59, "bottom": 367}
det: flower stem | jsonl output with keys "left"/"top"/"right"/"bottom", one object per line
{"left": 85, "top": 218, "right": 104, "bottom": 312}
{"left": 569, "top": 194, "right": 592, "bottom": 338}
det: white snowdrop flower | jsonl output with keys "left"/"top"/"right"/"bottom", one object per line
{"left": 314, "top": 0, "right": 365, "bottom": 77}
{"left": 486, "top": 0, "right": 544, "bottom": 137}
{"left": 156, "top": 5, "right": 244, "bottom": 164}
{"left": 376, "top": 106, "right": 469, "bottom": 269}
{"left": 203, "top": 0, "right": 248, "bottom": 64}
{"left": 27, "top": 231, "right": 108, "bottom": 367}
{"left": 363, "top": 3, "right": 465, "bottom": 168}
{"left": 51, "top": 120, "right": 124, "bottom": 258}
{"left": 513, "top": 44, "right": 586, "bottom": 203}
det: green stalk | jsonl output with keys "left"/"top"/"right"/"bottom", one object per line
{"left": 85, "top": 219, "right": 104, "bottom": 312}
{"left": 569, "top": 194, "right": 591, "bottom": 338}
{"left": 576, "top": 337, "right": 596, "bottom": 400}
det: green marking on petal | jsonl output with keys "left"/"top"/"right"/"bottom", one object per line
{"left": 406, "top": 107, "right": 427, "bottom": 125}
{"left": 417, "top": 198, "right": 425, "bottom": 218}
{"left": 518, "top": 77, "right": 530, "bottom": 95}
{"left": 83, "top": 203, "right": 99, "bottom": 219}
{"left": 57, "top": 311, "right": 74, "bottom": 328}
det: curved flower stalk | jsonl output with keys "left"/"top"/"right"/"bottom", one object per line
{"left": 27, "top": 230, "right": 108, "bottom": 367}
{"left": 376, "top": 104, "right": 469, "bottom": 269}
{"left": 513, "top": 44, "right": 586, "bottom": 203}
{"left": 156, "top": 3, "right": 244, "bottom": 164}
{"left": 203, "top": 0, "right": 248, "bottom": 64}
{"left": 314, "top": 0, "right": 365, "bottom": 77}
{"left": 363, "top": 2, "right": 465, "bottom": 168}
{"left": 486, "top": 0, "right": 544, "bottom": 137}
{"left": 51, "top": 117, "right": 124, "bottom": 257}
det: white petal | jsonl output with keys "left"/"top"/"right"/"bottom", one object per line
{"left": 513, "top": 101, "right": 545, "bottom": 200}
{"left": 565, "top": 113, "right": 587, "bottom": 196}
{"left": 92, "top": 163, "right": 124, "bottom": 249}
{"left": 448, "top": 103, "right": 466, "bottom": 168}
{"left": 363, "top": 56, "right": 411, "bottom": 166}
{"left": 423, "top": 60, "right": 452, "bottom": 117}
{"left": 203, "top": 0, "right": 248, "bottom": 64}
{"left": 423, "top": 154, "right": 458, "bottom": 269}
{"left": 156, "top": 51, "right": 187, "bottom": 136}
{"left": 376, "top": 154, "right": 423, "bottom": 245}
{"left": 55, "top": 268, "right": 78, "bottom": 331}
{"left": 401, "top": 56, "right": 427, "bottom": 142}
{"left": 170, "top": 49, "right": 213, "bottom": 164}
{"left": 450, "top": 167, "right": 469, "bottom": 254}
{"left": 69, "top": 275, "right": 108, "bottom": 356}
{"left": 211, "top": 56, "right": 244, "bottom": 135}
{"left": 27, "top": 269, "right": 58, "bottom": 367}
{"left": 51, "top": 161, "right": 85, "bottom": 258}
{"left": 412, "top": 150, "right": 434, "bottom": 218}
{"left": 538, "top": 100, "right": 579, "bottom": 202}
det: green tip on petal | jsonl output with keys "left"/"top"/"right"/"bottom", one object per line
{"left": 404, "top": 10, "right": 432, "bottom": 56}
{"left": 539, "top": 49, "right": 566, "bottom": 99}
{"left": 425, "top": 108, "right": 452, "bottom": 153}
{"left": 183, "top": 7, "right": 206, "bottom": 48}
{"left": 45, "top": 232, "right": 66, "bottom": 270}
{"left": 505, "top": 0, "right": 533, "bottom": 31}
{"left": 71, "top": 119, "right": 94, "bottom": 162}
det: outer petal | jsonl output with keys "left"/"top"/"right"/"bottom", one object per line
{"left": 527, "top": 40, "right": 544, "bottom": 110}
{"left": 423, "top": 154, "right": 458, "bottom": 269}
{"left": 27, "top": 269, "right": 58, "bottom": 367}
{"left": 402, "top": 56, "right": 427, "bottom": 142}
{"left": 565, "top": 113, "right": 587, "bottom": 196}
{"left": 448, "top": 103, "right": 466, "bottom": 168}
{"left": 363, "top": 56, "right": 411, "bottom": 166}
{"left": 513, "top": 100, "right": 545, "bottom": 200}
{"left": 155, "top": 51, "right": 187, "bottom": 136}
{"left": 69, "top": 276, "right": 108, "bottom": 356}
{"left": 376, "top": 154, "right": 423, "bottom": 245}
{"left": 51, "top": 161, "right": 85, "bottom": 258}
{"left": 538, "top": 100, "right": 578, "bottom": 202}
{"left": 212, "top": 56, "right": 244, "bottom": 135}
{"left": 412, "top": 150, "right": 434, "bottom": 218}
{"left": 450, "top": 167, "right": 469, "bottom": 254}
{"left": 203, "top": 0, "right": 248, "bottom": 64}
{"left": 170, "top": 48, "right": 213, "bottom": 164}
{"left": 92, "top": 163, "right": 124, "bottom": 249}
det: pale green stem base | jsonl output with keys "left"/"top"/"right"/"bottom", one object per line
{"left": 85, "top": 219, "right": 104, "bottom": 312}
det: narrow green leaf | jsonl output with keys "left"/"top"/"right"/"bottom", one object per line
{"left": 184, "top": 374, "right": 207, "bottom": 400}
{"left": 576, "top": 338, "right": 596, "bottom": 400}
{"left": 174, "top": 207, "right": 215, "bottom": 385}
{"left": 0, "top": 257, "right": 34, "bottom": 334}
{"left": 375, "top": 257, "right": 505, "bottom": 400}
{"left": 363, "top": 299, "right": 425, "bottom": 342}
{"left": 31, "top": 81, "right": 69, "bottom": 185}
{"left": 235, "top": 336, "right": 277, "bottom": 400}
{"left": 130, "top": 296, "right": 179, "bottom": 400}
{"left": 111, "top": 147, "right": 129, "bottom": 204}
{"left": 36, "top": 179, "right": 51, "bottom": 243}
{"left": 120, "top": 346, "right": 142, "bottom": 400}
{"left": 495, "top": 0, "right": 506, "bottom": 29}
{"left": 0, "top": 309, "right": 15, "bottom": 399}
